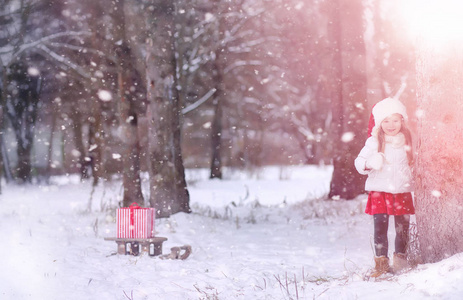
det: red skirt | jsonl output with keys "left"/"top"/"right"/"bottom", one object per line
{"left": 365, "top": 191, "right": 415, "bottom": 215}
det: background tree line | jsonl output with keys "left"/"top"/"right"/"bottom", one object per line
{"left": 0, "top": 0, "right": 414, "bottom": 206}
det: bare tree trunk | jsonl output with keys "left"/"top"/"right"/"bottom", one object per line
{"left": 88, "top": 115, "right": 104, "bottom": 186}
{"left": 17, "top": 144, "right": 32, "bottom": 182}
{"left": 7, "top": 63, "right": 40, "bottom": 183}
{"left": 46, "top": 103, "right": 57, "bottom": 183}
{"left": 415, "top": 42, "right": 463, "bottom": 263}
{"left": 146, "top": 1, "right": 190, "bottom": 218}
{"left": 210, "top": 95, "right": 223, "bottom": 179}
{"left": 111, "top": 0, "right": 144, "bottom": 207}
{"left": 365, "top": 0, "right": 386, "bottom": 104}
{"left": 327, "top": 0, "right": 368, "bottom": 200}
{"left": 0, "top": 68, "right": 6, "bottom": 192}
{"left": 70, "top": 111, "right": 89, "bottom": 180}
{"left": 208, "top": 2, "right": 229, "bottom": 179}
{"left": 117, "top": 70, "right": 144, "bottom": 207}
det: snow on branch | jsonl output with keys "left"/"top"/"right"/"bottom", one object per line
{"left": 48, "top": 42, "right": 116, "bottom": 63}
{"left": 219, "top": 8, "right": 265, "bottom": 46}
{"left": 393, "top": 74, "right": 408, "bottom": 100}
{"left": 182, "top": 88, "right": 217, "bottom": 115}
{"left": 192, "top": 26, "right": 207, "bottom": 40}
{"left": 226, "top": 8, "right": 265, "bottom": 36}
{"left": 0, "top": 6, "right": 22, "bottom": 18}
{"left": 5, "top": 31, "right": 92, "bottom": 67}
{"left": 37, "top": 44, "right": 92, "bottom": 79}
{"left": 224, "top": 60, "right": 263, "bottom": 73}
{"left": 228, "top": 36, "right": 281, "bottom": 54}
{"left": 0, "top": 45, "right": 15, "bottom": 55}
{"left": 292, "top": 115, "right": 315, "bottom": 141}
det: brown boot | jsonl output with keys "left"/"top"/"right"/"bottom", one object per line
{"left": 392, "top": 252, "right": 408, "bottom": 274}
{"left": 371, "top": 256, "right": 390, "bottom": 277}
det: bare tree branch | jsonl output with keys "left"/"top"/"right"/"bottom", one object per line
{"left": 48, "top": 42, "right": 117, "bottom": 64}
{"left": 182, "top": 88, "right": 217, "bottom": 115}
{"left": 36, "top": 44, "right": 92, "bottom": 79}
{"left": 4, "top": 31, "right": 91, "bottom": 67}
{"left": 223, "top": 60, "right": 263, "bottom": 73}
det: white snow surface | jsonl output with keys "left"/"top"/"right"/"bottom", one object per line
{"left": 2, "top": 165, "right": 463, "bottom": 299}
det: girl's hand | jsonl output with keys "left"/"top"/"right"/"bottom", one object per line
{"left": 366, "top": 152, "right": 384, "bottom": 170}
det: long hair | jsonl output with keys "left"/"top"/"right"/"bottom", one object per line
{"left": 377, "top": 118, "right": 414, "bottom": 165}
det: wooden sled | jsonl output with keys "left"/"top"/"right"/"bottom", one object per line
{"left": 104, "top": 236, "right": 167, "bottom": 256}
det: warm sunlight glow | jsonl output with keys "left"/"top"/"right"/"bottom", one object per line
{"left": 399, "top": 0, "right": 463, "bottom": 44}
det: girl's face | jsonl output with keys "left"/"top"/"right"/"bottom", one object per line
{"left": 381, "top": 113, "right": 402, "bottom": 136}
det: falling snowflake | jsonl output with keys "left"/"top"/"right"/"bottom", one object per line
{"left": 355, "top": 102, "right": 365, "bottom": 110}
{"left": 27, "top": 67, "right": 40, "bottom": 76}
{"left": 260, "top": 78, "right": 270, "bottom": 84}
{"left": 71, "top": 149, "right": 81, "bottom": 157}
{"left": 415, "top": 109, "right": 425, "bottom": 118}
{"left": 205, "top": 13, "right": 214, "bottom": 22}
{"left": 97, "top": 90, "right": 112, "bottom": 102}
{"left": 431, "top": 190, "right": 442, "bottom": 198}
{"left": 341, "top": 132, "right": 355, "bottom": 143}
{"left": 295, "top": 2, "right": 304, "bottom": 10}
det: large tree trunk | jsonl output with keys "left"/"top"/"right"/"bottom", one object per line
{"left": 146, "top": 2, "right": 190, "bottom": 218}
{"left": 117, "top": 70, "right": 144, "bottom": 207}
{"left": 7, "top": 63, "right": 40, "bottom": 183}
{"left": 415, "top": 42, "right": 463, "bottom": 263}
{"left": 111, "top": 0, "right": 144, "bottom": 207}
{"left": 327, "top": 0, "right": 368, "bottom": 200}
{"left": 209, "top": 2, "right": 230, "bottom": 179}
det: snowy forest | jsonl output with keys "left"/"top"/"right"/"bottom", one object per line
{"left": 0, "top": 0, "right": 416, "bottom": 206}
{"left": 3, "top": 0, "right": 463, "bottom": 299}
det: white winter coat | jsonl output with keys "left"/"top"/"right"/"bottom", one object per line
{"left": 354, "top": 135, "right": 413, "bottom": 194}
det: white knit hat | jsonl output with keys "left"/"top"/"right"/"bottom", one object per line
{"left": 371, "top": 98, "right": 408, "bottom": 136}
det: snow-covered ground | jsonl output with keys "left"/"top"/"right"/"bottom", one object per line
{"left": 2, "top": 165, "right": 463, "bottom": 299}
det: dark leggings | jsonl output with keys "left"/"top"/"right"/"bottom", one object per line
{"left": 374, "top": 214, "right": 410, "bottom": 257}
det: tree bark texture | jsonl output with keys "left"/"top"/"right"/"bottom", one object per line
{"left": 70, "top": 111, "right": 89, "bottom": 180}
{"left": 146, "top": 2, "right": 190, "bottom": 218}
{"left": 415, "top": 42, "right": 463, "bottom": 263}
{"left": 208, "top": 1, "right": 234, "bottom": 178}
{"left": 0, "top": 68, "right": 6, "bottom": 192}
{"left": 7, "top": 63, "right": 40, "bottom": 183}
{"left": 327, "top": 0, "right": 369, "bottom": 200}
{"left": 210, "top": 95, "right": 223, "bottom": 179}
{"left": 46, "top": 102, "right": 57, "bottom": 182}
{"left": 111, "top": 0, "right": 144, "bottom": 207}
{"left": 88, "top": 114, "right": 105, "bottom": 187}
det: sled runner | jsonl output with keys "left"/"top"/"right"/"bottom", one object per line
{"left": 104, "top": 236, "right": 167, "bottom": 256}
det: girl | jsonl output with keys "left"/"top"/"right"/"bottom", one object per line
{"left": 354, "top": 97, "right": 414, "bottom": 277}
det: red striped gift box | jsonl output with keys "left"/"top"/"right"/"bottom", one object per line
{"left": 116, "top": 203, "right": 155, "bottom": 239}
